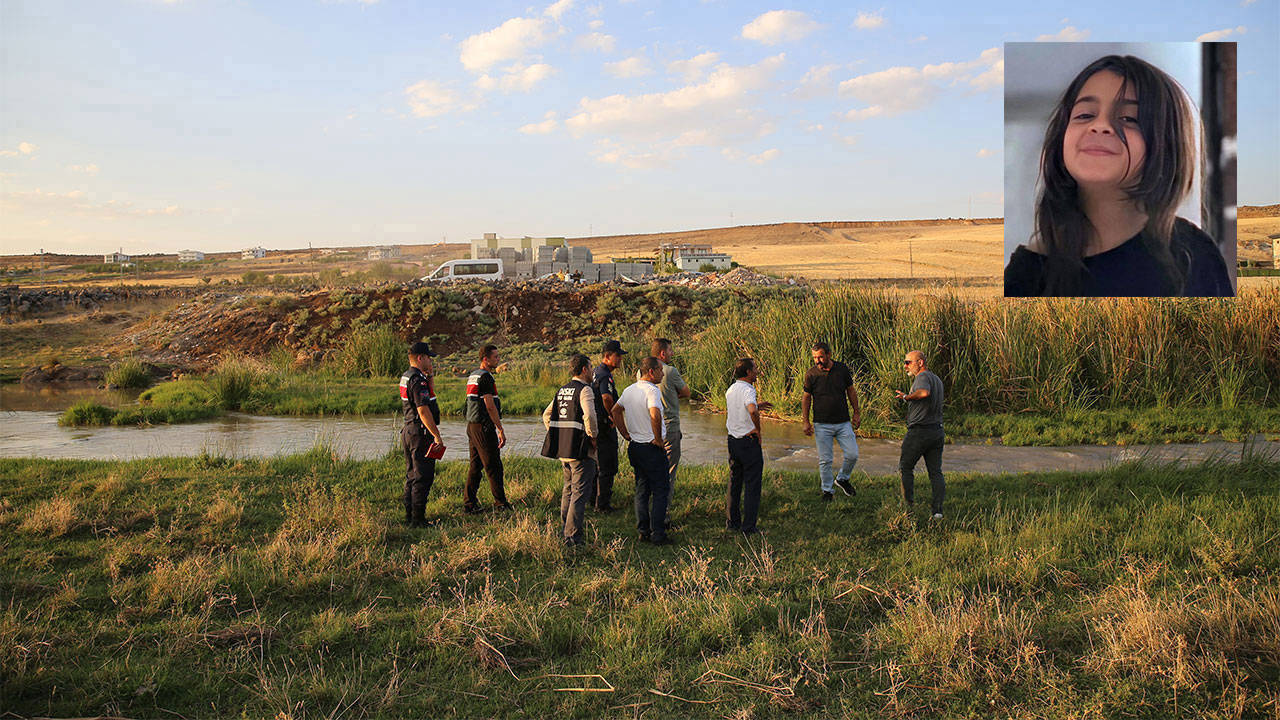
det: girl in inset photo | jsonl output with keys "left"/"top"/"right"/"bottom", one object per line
{"left": 1004, "top": 54, "right": 1233, "bottom": 297}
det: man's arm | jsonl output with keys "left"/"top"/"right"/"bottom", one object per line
{"left": 672, "top": 367, "right": 691, "bottom": 399}
{"left": 648, "top": 406, "right": 664, "bottom": 448}
{"left": 846, "top": 384, "right": 861, "bottom": 429}
{"left": 416, "top": 406, "right": 443, "bottom": 444}
{"left": 580, "top": 386, "right": 598, "bottom": 439}
{"left": 541, "top": 399, "right": 554, "bottom": 431}
{"left": 896, "top": 388, "right": 929, "bottom": 401}
{"left": 801, "top": 391, "right": 813, "bottom": 435}
{"left": 483, "top": 394, "right": 506, "bottom": 448}
{"left": 610, "top": 402, "right": 630, "bottom": 441}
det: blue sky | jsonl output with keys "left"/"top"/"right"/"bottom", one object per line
{"left": 2, "top": 0, "right": 1276, "bottom": 255}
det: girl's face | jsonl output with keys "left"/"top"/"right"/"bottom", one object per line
{"left": 1062, "top": 70, "right": 1146, "bottom": 190}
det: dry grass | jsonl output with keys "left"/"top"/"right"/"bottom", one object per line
{"left": 18, "top": 495, "right": 82, "bottom": 537}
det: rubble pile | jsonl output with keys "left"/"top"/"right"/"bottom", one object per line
{"left": 0, "top": 286, "right": 202, "bottom": 317}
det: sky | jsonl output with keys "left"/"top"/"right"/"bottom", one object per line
{"left": 2, "top": 0, "right": 1277, "bottom": 256}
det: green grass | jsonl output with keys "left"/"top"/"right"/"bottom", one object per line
{"left": 1, "top": 452, "right": 1276, "bottom": 718}
{"left": 103, "top": 357, "right": 153, "bottom": 389}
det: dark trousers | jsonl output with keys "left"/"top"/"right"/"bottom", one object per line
{"left": 465, "top": 422, "right": 507, "bottom": 509}
{"left": 590, "top": 427, "right": 618, "bottom": 509}
{"left": 900, "top": 426, "right": 945, "bottom": 514}
{"left": 726, "top": 434, "right": 763, "bottom": 532}
{"left": 560, "top": 457, "right": 597, "bottom": 543}
{"left": 628, "top": 441, "right": 670, "bottom": 541}
{"left": 402, "top": 428, "right": 435, "bottom": 523}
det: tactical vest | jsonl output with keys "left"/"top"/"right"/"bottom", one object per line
{"left": 399, "top": 367, "right": 439, "bottom": 430}
{"left": 540, "top": 379, "right": 589, "bottom": 460}
{"left": 465, "top": 367, "right": 500, "bottom": 425}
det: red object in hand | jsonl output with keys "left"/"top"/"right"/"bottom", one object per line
{"left": 427, "top": 442, "right": 446, "bottom": 459}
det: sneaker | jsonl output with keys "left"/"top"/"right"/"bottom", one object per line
{"left": 463, "top": 505, "right": 483, "bottom": 515}
{"left": 650, "top": 536, "right": 674, "bottom": 546}
{"left": 595, "top": 504, "right": 615, "bottom": 514}
{"left": 638, "top": 533, "right": 651, "bottom": 543}
{"left": 725, "top": 523, "right": 741, "bottom": 532}
{"left": 822, "top": 491, "right": 834, "bottom": 502}
{"left": 836, "top": 479, "right": 856, "bottom": 496}
{"left": 931, "top": 513, "right": 944, "bottom": 521}
{"left": 494, "top": 502, "right": 514, "bottom": 511}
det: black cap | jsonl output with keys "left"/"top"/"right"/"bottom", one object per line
{"left": 602, "top": 339, "right": 628, "bottom": 355}
{"left": 409, "top": 341, "right": 437, "bottom": 357}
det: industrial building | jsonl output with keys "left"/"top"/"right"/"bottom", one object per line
{"left": 468, "top": 232, "right": 653, "bottom": 280}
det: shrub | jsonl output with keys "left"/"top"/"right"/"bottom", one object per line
{"left": 59, "top": 401, "right": 116, "bottom": 426}
{"left": 335, "top": 324, "right": 403, "bottom": 378}
{"left": 104, "top": 358, "right": 152, "bottom": 389}
{"left": 207, "top": 356, "right": 268, "bottom": 410}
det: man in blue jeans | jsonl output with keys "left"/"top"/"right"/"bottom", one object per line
{"left": 801, "top": 341, "right": 861, "bottom": 502}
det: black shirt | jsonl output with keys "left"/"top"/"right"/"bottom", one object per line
{"left": 1004, "top": 218, "right": 1233, "bottom": 297}
{"left": 591, "top": 363, "right": 618, "bottom": 429}
{"left": 465, "top": 368, "right": 499, "bottom": 426}
{"left": 803, "top": 360, "right": 855, "bottom": 424}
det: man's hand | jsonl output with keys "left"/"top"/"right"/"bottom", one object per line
{"left": 651, "top": 437, "right": 664, "bottom": 449}
{"left": 432, "top": 433, "right": 445, "bottom": 446}
{"left": 894, "top": 390, "right": 906, "bottom": 401}
{"left": 851, "top": 415, "right": 861, "bottom": 430}
{"left": 496, "top": 426, "right": 507, "bottom": 449}
{"left": 802, "top": 420, "right": 813, "bottom": 436}
{"left": 757, "top": 400, "right": 774, "bottom": 412}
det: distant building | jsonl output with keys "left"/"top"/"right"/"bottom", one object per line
{"left": 103, "top": 251, "right": 130, "bottom": 264}
{"left": 367, "top": 245, "right": 401, "bottom": 261}
{"left": 242, "top": 247, "right": 266, "bottom": 260}
{"left": 1271, "top": 233, "right": 1280, "bottom": 267}
{"left": 664, "top": 243, "right": 733, "bottom": 272}
{"left": 470, "top": 233, "right": 567, "bottom": 261}
{"left": 178, "top": 249, "right": 205, "bottom": 263}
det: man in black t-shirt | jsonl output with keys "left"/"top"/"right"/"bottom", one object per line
{"left": 801, "top": 341, "right": 861, "bottom": 502}
{"left": 400, "top": 341, "right": 445, "bottom": 527}
{"left": 895, "top": 350, "right": 946, "bottom": 519}
{"left": 587, "top": 339, "right": 626, "bottom": 512}
{"left": 464, "top": 344, "right": 510, "bottom": 513}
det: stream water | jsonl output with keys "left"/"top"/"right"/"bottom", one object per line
{"left": 2, "top": 384, "right": 1274, "bottom": 475}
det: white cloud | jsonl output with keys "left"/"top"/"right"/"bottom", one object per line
{"left": 0, "top": 142, "right": 38, "bottom": 157}
{"left": 911, "top": 34, "right": 927, "bottom": 43}
{"left": 853, "top": 11, "right": 884, "bottom": 30}
{"left": 741, "top": 10, "right": 821, "bottom": 45}
{"left": 544, "top": 0, "right": 573, "bottom": 20}
{"left": 666, "top": 51, "right": 720, "bottom": 81}
{"left": 576, "top": 32, "right": 616, "bottom": 52}
{"left": 476, "top": 63, "right": 556, "bottom": 93}
{"left": 459, "top": 16, "right": 553, "bottom": 72}
{"left": 520, "top": 111, "right": 559, "bottom": 134}
{"left": 747, "top": 148, "right": 780, "bottom": 164}
{"left": 69, "top": 164, "right": 100, "bottom": 175}
{"left": 592, "top": 140, "right": 668, "bottom": 169}
{"left": 604, "top": 56, "right": 652, "bottom": 78}
{"left": 793, "top": 63, "right": 839, "bottom": 98}
{"left": 838, "top": 47, "right": 1001, "bottom": 120}
{"left": 588, "top": 19, "right": 604, "bottom": 29}
{"left": 404, "top": 80, "right": 464, "bottom": 117}
{"left": 976, "top": 148, "right": 996, "bottom": 158}
{"left": 1196, "top": 26, "right": 1247, "bottom": 41}
{"left": 1036, "top": 25, "right": 1090, "bottom": 41}
{"left": 1240, "top": 0, "right": 1256, "bottom": 5}
{"left": 567, "top": 54, "right": 784, "bottom": 139}
{"left": 4, "top": 188, "right": 186, "bottom": 219}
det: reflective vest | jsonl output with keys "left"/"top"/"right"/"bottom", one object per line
{"left": 399, "top": 367, "right": 439, "bottom": 431}
{"left": 540, "top": 379, "right": 589, "bottom": 460}
{"left": 465, "top": 367, "right": 500, "bottom": 425}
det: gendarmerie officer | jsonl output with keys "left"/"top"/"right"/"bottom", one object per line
{"left": 541, "top": 353, "right": 599, "bottom": 547}
{"left": 400, "top": 341, "right": 445, "bottom": 527}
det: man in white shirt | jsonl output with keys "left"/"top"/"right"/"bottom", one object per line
{"left": 540, "top": 354, "right": 599, "bottom": 547}
{"left": 610, "top": 356, "right": 671, "bottom": 545}
{"left": 725, "top": 357, "right": 772, "bottom": 535}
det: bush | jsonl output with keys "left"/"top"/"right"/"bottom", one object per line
{"left": 207, "top": 356, "right": 268, "bottom": 410}
{"left": 58, "top": 402, "right": 117, "bottom": 426}
{"left": 103, "top": 358, "right": 152, "bottom": 389}
{"left": 335, "top": 324, "right": 403, "bottom": 378}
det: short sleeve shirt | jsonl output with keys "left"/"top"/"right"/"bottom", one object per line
{"left": 906, "top": 370, "right": 944, "bottom": 427}
{"left": 465, "top": 368, "right": 500, "bottom": 426}
{"left": 803, "top": 361, "right": 854, "bottom": 424}
{"left": 618, "top": 380, "right": 664, "bottom": 444}
{"left": 725, "top": 380, "right": 758, "bottom": 438}
{"left": 592, "top": 363, "right": 618, "bottom": 429}
{"left": 658, "top": 361, "right": 688, "bottom": 430}
{"left": 401, "top": 367, "right": 440, "bottom": 426}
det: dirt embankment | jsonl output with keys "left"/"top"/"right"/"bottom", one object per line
{"left": 115, "top": 282, "right": 799, "bottom": 370}
{"left": 1, "top": 286, "right": 207, "bottom": 317}
{"left": 1239, "top": 205, "right": 1280, "bottom": 219}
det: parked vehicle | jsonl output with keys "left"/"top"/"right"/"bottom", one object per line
{"left": 421, "top": 259, "right": 504, "bottom": 282}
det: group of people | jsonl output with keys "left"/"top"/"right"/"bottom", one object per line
{"left": 398, "top": 338, "right": 948, "bottom": 547}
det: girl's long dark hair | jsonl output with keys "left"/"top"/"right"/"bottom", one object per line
{"left": 1035, "top": 55, "right": 1199, "bottom": 295}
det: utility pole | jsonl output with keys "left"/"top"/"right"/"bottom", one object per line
{"left": 909, "top": 240, "right": 914, "bottom": 279}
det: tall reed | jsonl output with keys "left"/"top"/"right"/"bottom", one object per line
{"left": 683, "top": 286, "right": 1280, "bottom": 417}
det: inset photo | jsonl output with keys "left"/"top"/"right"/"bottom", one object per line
{"left": 1004, "top": 42, "right": 1237, "bottom": 297}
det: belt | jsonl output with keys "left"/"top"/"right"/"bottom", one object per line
{"left": 908, "top": 423, "right": 943, "bottom": 430}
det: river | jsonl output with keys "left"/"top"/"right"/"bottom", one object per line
{"left": 2, "top": 385, "right": 1275, "bottom": 474}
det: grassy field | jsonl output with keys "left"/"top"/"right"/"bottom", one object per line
{"left": 2, "top": 451, "right": 1277, "bottom": 718}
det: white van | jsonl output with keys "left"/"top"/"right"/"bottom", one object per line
{"left": 421, "top": 259, "right": 505, "bottom": 282}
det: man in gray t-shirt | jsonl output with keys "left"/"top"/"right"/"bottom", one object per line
{"left": 641, "top": 338, "right": 690, "bottom": 517}
{"left": 894, "top": 350, "right": 946, "bottom": 518}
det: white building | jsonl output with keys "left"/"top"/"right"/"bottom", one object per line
{"left": 672, "top": 246, "right": 733, "bottom": 272}
{"left": 367, "top": 245, "right": 400, "bottom": 260}
{"left": 470, "top": 233, "right": 566, "bottom": 261}
{"left": 242, "top": 247, "right": 266, "bottom": 260}
{"left": 103, "top": 251, "right": 130, "bottom": 264}
{"left": 178, "top": 249, "right": 205, "bottom": 263}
